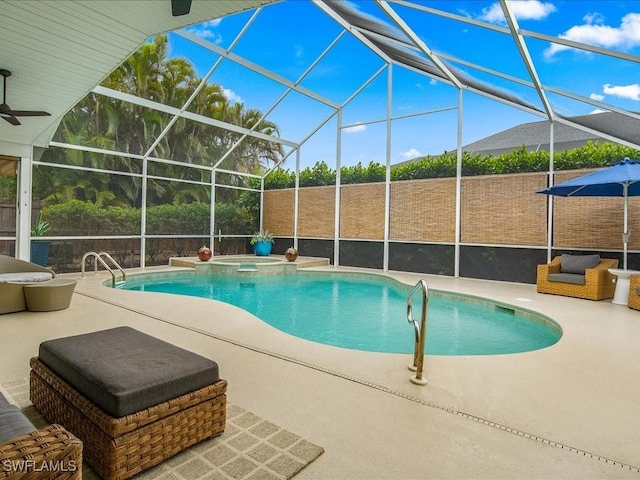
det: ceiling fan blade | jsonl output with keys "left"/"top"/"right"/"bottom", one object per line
{"left": 171, "top": 0, "right": 192, "bottom": 16}
{"left": 0, "top": 71, "right": 50, "bottom": 126}
{"left": 6, "top": 109, "right": 51, "bottom": 117}
{"left": 2, "top": 115, "right": 21, "bottom": 126}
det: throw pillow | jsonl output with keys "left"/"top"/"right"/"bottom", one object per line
{"left": 560, "top": 254, "right": 600, "bottom": 274}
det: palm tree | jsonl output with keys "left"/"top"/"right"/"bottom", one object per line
{"left": 38, "top": 33, "right": 283, "bottom": 208}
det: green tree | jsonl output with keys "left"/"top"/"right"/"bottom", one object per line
{"left": 37, "top": 34, "right": 283, "bottom": 208}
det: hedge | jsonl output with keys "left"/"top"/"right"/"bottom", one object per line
{"left": 263, "top": 141, "right": 640, "bottom": 189}
{"left": 40, "top": 200, "right": 254, "bottom": 237}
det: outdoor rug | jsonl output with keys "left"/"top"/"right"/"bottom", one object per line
{"left": 0, "top": 378, "right": 324, "bottom": 480}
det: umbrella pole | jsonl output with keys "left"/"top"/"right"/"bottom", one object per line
{"left": 623, "top": 184, "right": 629, "bottom": 270}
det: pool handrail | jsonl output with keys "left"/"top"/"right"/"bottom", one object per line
{"left": 407, "top": 279, "right": 429, "bottom": 385}
{"left": 81, "top": 251, "right": 126, "bottom": 287}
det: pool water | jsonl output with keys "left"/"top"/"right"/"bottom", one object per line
{"left": 121, "top": 272, "right": 561, "bottom": 355}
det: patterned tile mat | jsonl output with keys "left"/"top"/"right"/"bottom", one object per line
{"left": 0, "top": 378, "right": 324, "bottom": 480}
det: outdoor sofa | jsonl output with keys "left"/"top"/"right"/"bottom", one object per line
{"left": 0, "top": 390, "right": 82, "bottom": 479}
{"left": 536, "top": 254, "right": 618, "bottom": 301}
{"left": 0, "top": 255, "right": 75, "bottom": 314}
{"left": 0, "top": 255, "right": 54, "bottom": 314}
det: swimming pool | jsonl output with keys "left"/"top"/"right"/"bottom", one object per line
{"left": 119, "top": 271, "right": 561, "bottom": 355}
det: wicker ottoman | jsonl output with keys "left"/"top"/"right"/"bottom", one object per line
{"left": 30, "top": 327, "right": 227, "bottom": 480}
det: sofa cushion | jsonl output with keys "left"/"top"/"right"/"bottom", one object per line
{"left": 560, "top": 254, "right": 600, "bottom": 275}
{"left": 0, "top": 405, "right": 36, "bottom": 444}
{"left": 0, "top": 393, "right": 9, "bottom": 408}
{"left": 0, "top": 272, "right": 53, "bottom": 283}
{"left": 39, "top": 326, "right": 220, "bottom": 418}
{"left": 548, "top": 273, "right": 586, "bottom": 285}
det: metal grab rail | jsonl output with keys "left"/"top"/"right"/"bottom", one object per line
{"left": 406, "top": 279, "right": 429, "bottom": 385}
{"left": 81, "top": 251, "right": 126, "bottom": 287}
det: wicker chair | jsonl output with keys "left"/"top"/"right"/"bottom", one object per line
{"left": 0, "top": 424, "right": 82, "bottom": 479}
{"left": 536, "top": 256, "right": 618, "bottom": 301}
{"left": 628, "top": 275, "right": 640, "bottom": 310}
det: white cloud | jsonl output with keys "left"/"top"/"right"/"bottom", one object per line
{"left": 343, "top": 124, "right": 366, "bottom": 134}
{"left": 589, "top": 108, "right": 607, "bottom": 114}
{"left": 222, "top": 87, "right": 242, "bottom": 104}
{"left": 401, "top": 148, "right": 421, "bottom": 160}
{"left": 584, "top": 12, "right": 606, "bottom": 25}
{"left": 479, "top": 1, "right": 556, "bottom": 24}
{"left": 603, "top": 83, "right": 640, "bottom": 101}
{"left": 589, "top": 93, "right": 605, "bottom": 101}
{"left": 188, "top": 19, "right": 224, "bottom": 43}
{"left": 545, "top": 12, "right": 640, "bottom": 57}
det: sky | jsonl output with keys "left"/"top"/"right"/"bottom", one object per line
{"left": 160, "top": 0, "right": 640, "bottom": 171}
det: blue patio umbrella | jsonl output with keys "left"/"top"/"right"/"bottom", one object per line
{"left": 537, "top": 157, "right": 640, "bottom": 270}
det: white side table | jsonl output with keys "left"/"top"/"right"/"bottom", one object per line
{"left": 608, "top": 269, "right": 640, "bottom": 306}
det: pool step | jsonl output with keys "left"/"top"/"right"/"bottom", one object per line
{"left": 237, "top": 263, "right": 258, "bottom": 272}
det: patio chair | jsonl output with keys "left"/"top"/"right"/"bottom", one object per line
{"left": 628, "top": 275, "right": 640, "bottom": 311}
{"left": 536, "top": 254, "right": 618, "bottom": 301}
{"left": 0, "top": 255, "right": 54, "bottom": 314}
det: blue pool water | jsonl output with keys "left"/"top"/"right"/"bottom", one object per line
{"left": 120, "top": 272, "right": 561, "bottom": 355}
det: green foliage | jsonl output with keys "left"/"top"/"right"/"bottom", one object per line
{"left": 392, "top": 152, "right": 457, "bottom": 180}
{"left": 214, "top": 202, "right": 254, "bottom": 235}
{"left": 40, "top": 200, "right": 114, "bottom": 236}
{"left": 0, "top": 175, "right": 17, "bottom": 200}
{"left": 264, "top": 167, "right": 295, "bottom": 189}
{"left": 261, "top": 141, "right": 640, "bottom": 190}
{"left": 40, "top": 34, "right": 283, "bottom": 209}
{"left": 490, "top": 146, "right": 549, "bottom": 174}
{"left": 31, "top": 213, "right": 50, "bottom": 237}
{"left": 299, "top": 161, "right": 336, "bottom": 186}
{"left": 236, "top": 186, "right": 261, "bottom": 232}
{"left": 341, "top": 161, "right": 386, "bottom": 184}
{"left": 250, "top": 228, "right": 275, "bottom": 245}
{"left": 146, "top": 203, "right": 209, "bottom": 235}
{"left": 40, "top": 200, "right": 252, "bottom": 238}
{"left": 554, "top": 141, "right": 638, "bottom": 170}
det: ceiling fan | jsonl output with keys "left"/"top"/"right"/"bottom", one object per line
{"left": 0, "top": 70, "right": 50, "bottom": 126}
{"left": 171, "top": 0, "right": 192, "bottom": 16}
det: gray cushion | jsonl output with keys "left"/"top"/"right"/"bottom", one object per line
{"left": 0, "top": 393, "right": 9, "bottom": 408}
{"left": 0, "top": 405, "right": 36, "bottom": 444}
{"left": 548, "top": 273, "right": 586, "bottom": 285}
{"left": 39, "top": 326, "right": 220, "bottom": 418}
{"left": 560, "top": 254, "right": 600, "bottom": 275}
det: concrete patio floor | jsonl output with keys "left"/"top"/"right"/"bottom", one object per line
{"left": 1, "top": 260, "right": 639, "bottom": 479}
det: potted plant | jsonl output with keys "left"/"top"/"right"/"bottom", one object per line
{"left": 250, "top": 229, "right": 275, "bottom": 256}
{"left": 31, "top": 212, "right": 51, "bottom": 266}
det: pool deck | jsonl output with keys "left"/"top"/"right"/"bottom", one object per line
{"left": 2, "top": 257, "right": 640, "bottom": 479}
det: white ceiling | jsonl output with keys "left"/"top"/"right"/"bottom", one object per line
{"left": 0, "top": 0, "right": 273, "bottom": 152}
